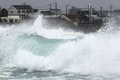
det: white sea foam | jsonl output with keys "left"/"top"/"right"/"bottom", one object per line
{"left": 31, "top": 15, "right": 84, "bottom": 39}
{"left": 1, "top": 15, "right": 120, "bottom": 77}
{"left": 0, "top": 15, "right": 84, "bottom": 39}
{"left": 12, "top": 32, "right": 120, "bottom": 76}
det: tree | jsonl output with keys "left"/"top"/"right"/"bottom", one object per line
{"left": 1, "top": 8, "right": 8, "bottom": 17}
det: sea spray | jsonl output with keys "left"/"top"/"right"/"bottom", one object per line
{"left": 12, "top": 33, "right": 120, "bottom": 76}
{"left": 32, "top": 15, "right": 84, "bottom": 39}
{"left": 99, "top": 16, "right": 120, "bottom": 33}
{"left": 0, "top": 15, "right": 120, "bottom": 79}
{"left": 0, "top": 15, "right": 83, "bottom": 67}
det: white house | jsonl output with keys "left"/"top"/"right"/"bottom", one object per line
{"left": 1, "top": 14, "right": 21, "bottom": 23}
{"left": 8, "top": 5, "right": 34, "bottom": 19}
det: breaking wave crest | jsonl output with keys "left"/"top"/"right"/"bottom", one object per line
{"left": 0, "top": 15, "right": 120, "bottom": 77}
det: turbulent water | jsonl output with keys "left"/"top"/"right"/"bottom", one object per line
{"left": 0, "top": 15, "right": 120, "bottom": 80}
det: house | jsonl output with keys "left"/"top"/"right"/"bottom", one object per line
{"left": 60, "top": 6, "right": 103, "bottom": 26}
{"left": 96, "top": 10, "right": 109, "bottom": 17}
{"left": 38, "top": 8, "right": 61, "bottom": 16}
{"left": 68, "top": 7, "right": 81, "bottom": 15}
{"left": 113, "top": 9, "right": 120, "bottom": 16}
{"left": 8, "top": 5, "right": 34, "bottom": 19}
{"left": 38, "top": 9, "right": 51, "bottom": 15}
{"left": 68, "top": 7, "right": 96, "bottom": 15}
{"left": 114, "top": 9, "right": 120, "bottom": 13}
{"left": 1, "top": 14, "right": 21, "bottom": 23}
{"left": 51, "top": 9, "right": 61, "bottom": 15}
{"left": 68, "top": 7, "right": 100, "bottom": 22}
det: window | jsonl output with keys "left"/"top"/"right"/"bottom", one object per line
{"left": 15, "top": 19, "right": 18, "bottom": 22}
{"left": 22, "top": 10, "right": 25, "bottom": 13}
{"left": 18, "top": 10, "right": 20, "bottom": 13}
{"left": 9, "top": 19, "right": 13, "bottom": 23}
{"left": 11, "top": 11, "right": 13, "bottom": 13}
{"left": 26, "top": 10, "right": 28, "bottom": 13}
{"left": 3, "top": 19, "right": 7, "bottom": 22}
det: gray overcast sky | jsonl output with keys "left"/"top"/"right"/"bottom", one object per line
{"left": 0, "top": 0, "right": 120, "bottom": 10}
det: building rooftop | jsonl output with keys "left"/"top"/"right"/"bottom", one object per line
{"left": 12, "top": 5, "right": 33, "bottom": 10}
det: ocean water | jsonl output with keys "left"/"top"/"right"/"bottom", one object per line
{"left": 0, "top": 15, "right": 120, "bottom": 80}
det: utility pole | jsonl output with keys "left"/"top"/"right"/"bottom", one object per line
{"left": 23, "top": 3, "right": 26, "bottom": 19}
{"left": 109, "top": 5, "right": 113, "bottom": 17}
{"left": 90, "top": 5, "right": 92, "bottom": 21}
{"left": 0, "top": 6, "right": 1, "bottom": 22}
{"left": 88, "top": 4, "right": 90, "bottom": 22}
{"left": 100, "top": 6, "right": 103, "bottom": 21}
{"left": 55, "top": 2, "right": 57, "bottom": 17}
{"left": 88, "top": 4, "right": 92, "bottom": 22}
{"left": 110, "top": 5, "right": 113, "bottom": 12}
{"left": 66, "top": 5, "right": 69, "bottom": 15}
{"left": 49, "top": 4, "right": 51, "bottom": 16}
